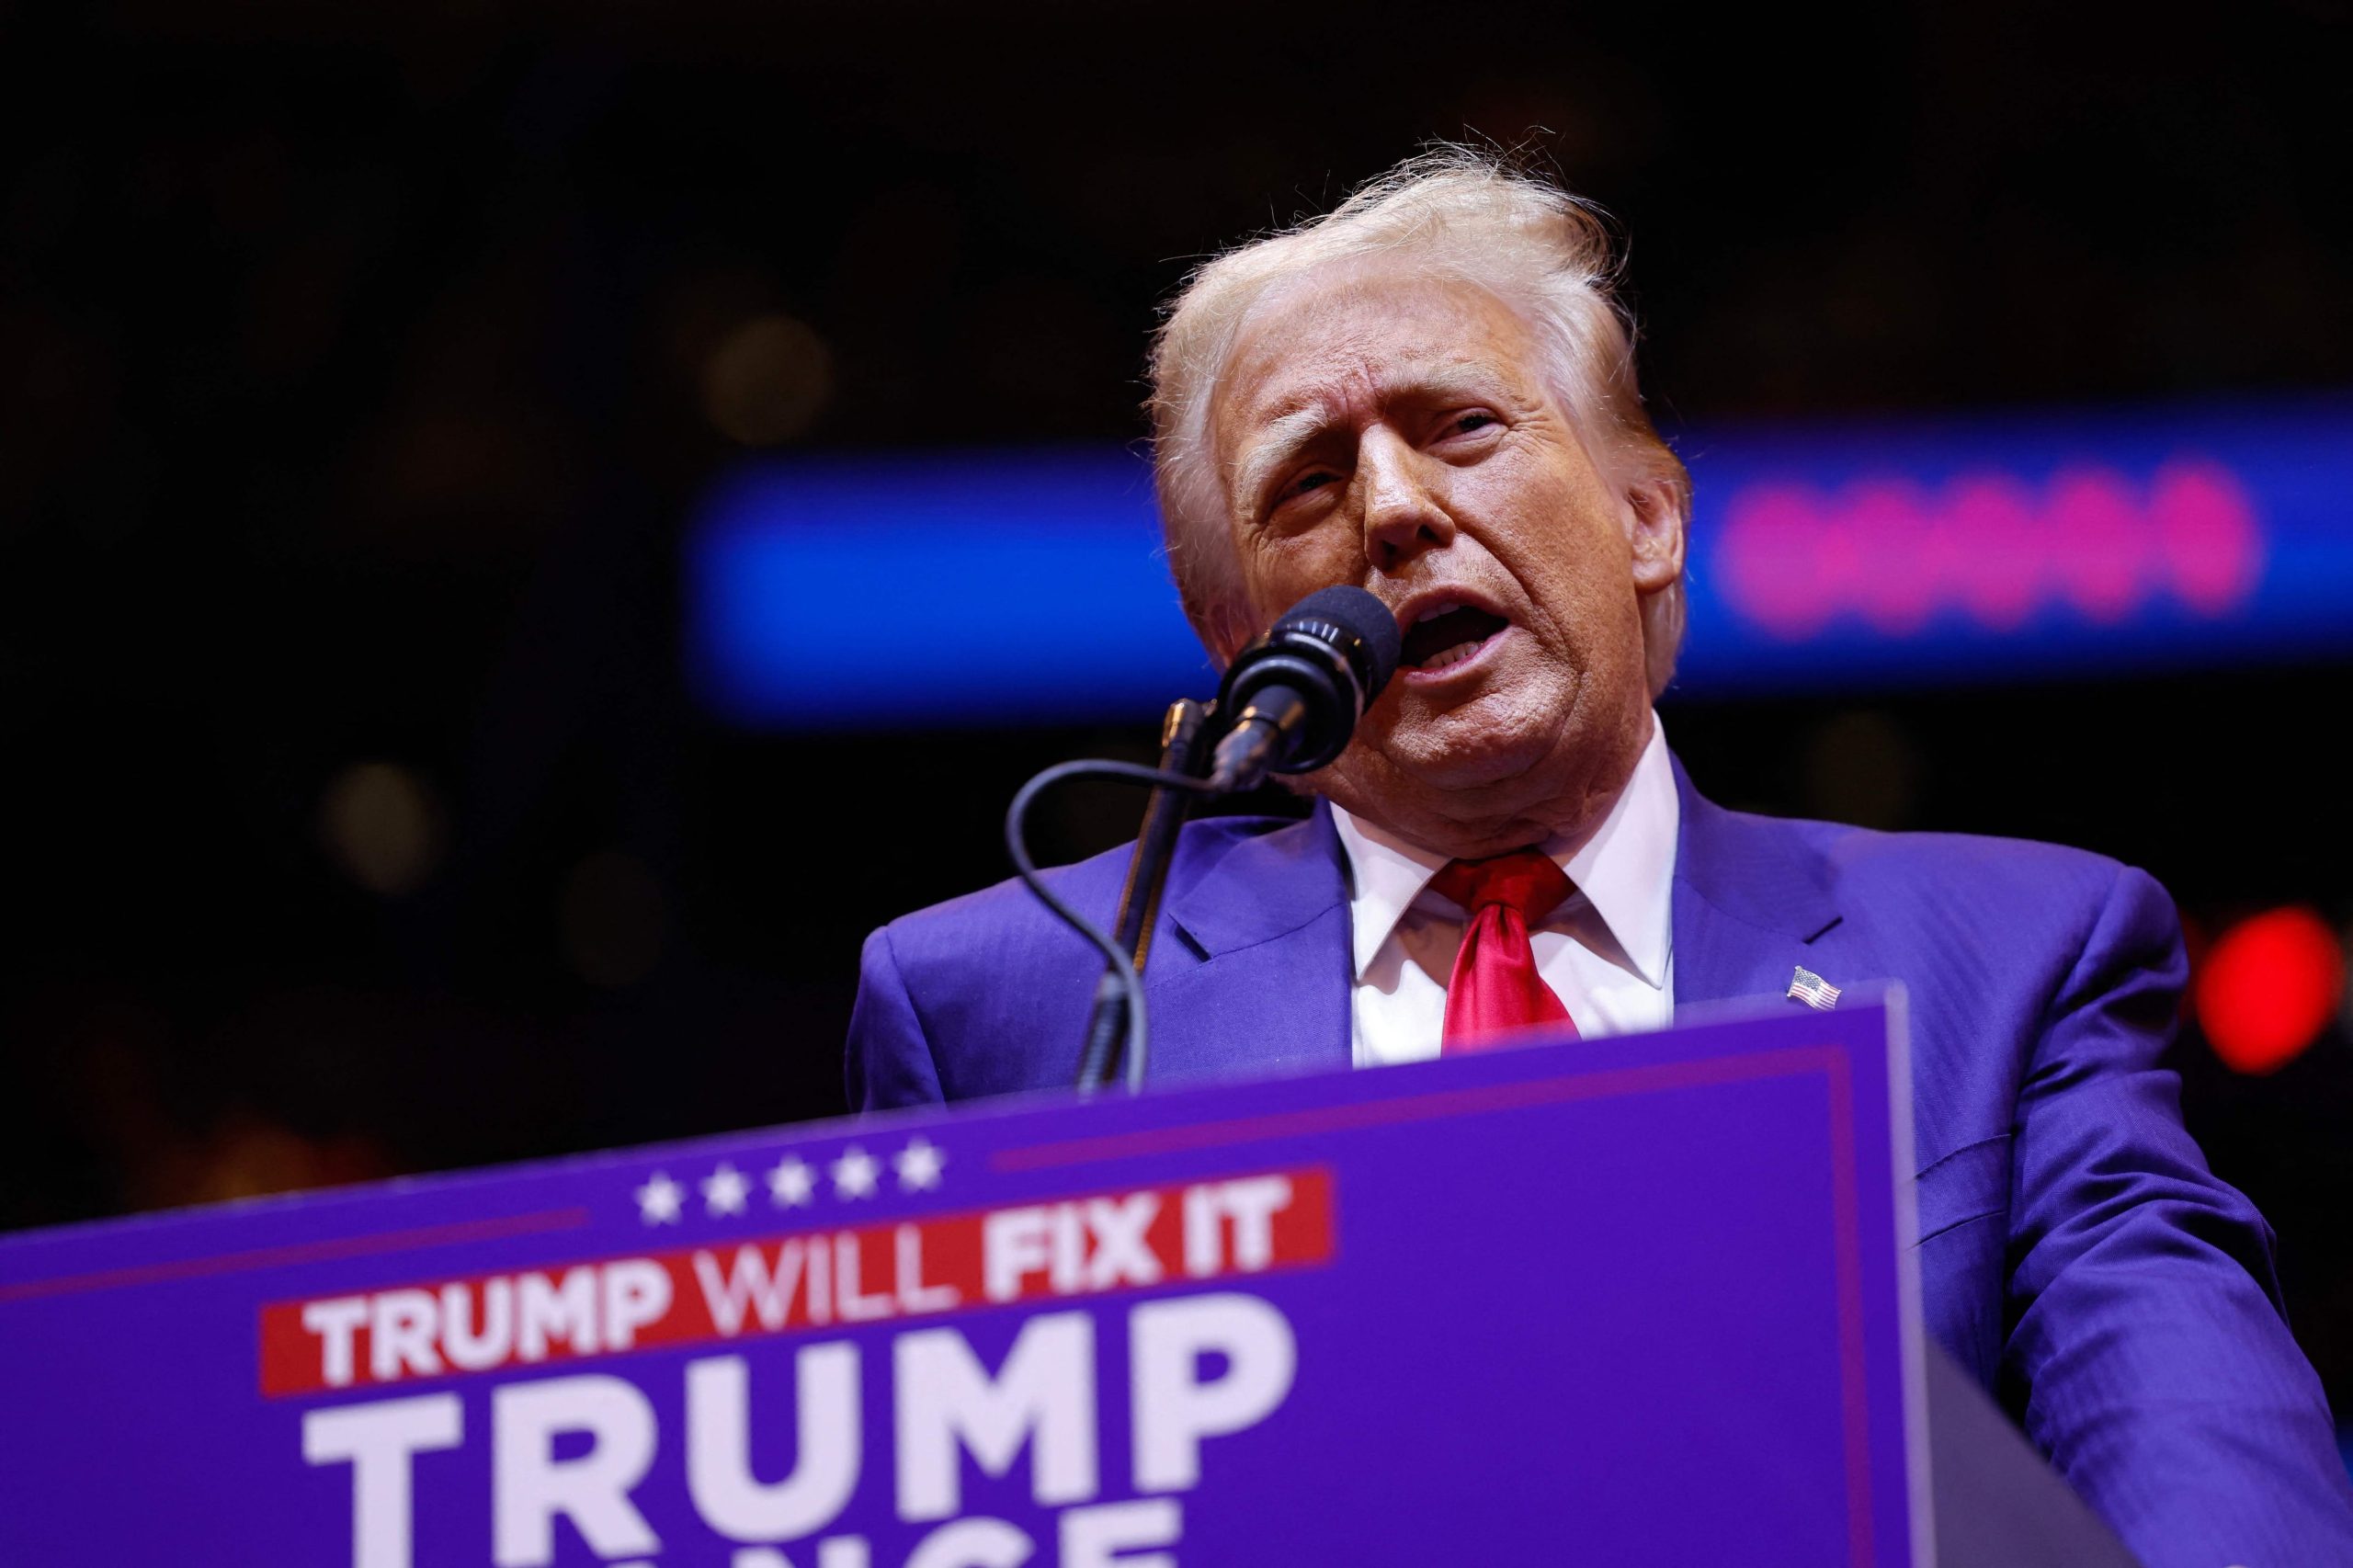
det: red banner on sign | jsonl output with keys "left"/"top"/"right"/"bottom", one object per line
{"left": 258, "top": 1167, "right": 1333, "bottom": 1397}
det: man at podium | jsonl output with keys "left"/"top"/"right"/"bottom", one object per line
{"left": 847, "top": 152, "right": 2353, "bottom": 1563}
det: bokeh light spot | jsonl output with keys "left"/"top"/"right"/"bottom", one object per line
{"left": 2194, "top": 907, "right": 2344, "bottom": 1074}
{"left": 319, "top": 762, "right": 443, "bottom": 896}
{"left": 701, "top": 313, "right": 833, "bottom": 446}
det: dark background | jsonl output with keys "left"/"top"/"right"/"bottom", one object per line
{"left": 4, "top": 0, "right": 2349, "bottom": 1419}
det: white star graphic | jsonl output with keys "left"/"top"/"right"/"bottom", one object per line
{"left": 830, "top": 1145, "right": 879, "bottom": 1200}
{"left": 766, "top": 1154, "right": 816, "bottom": 1208}
{"left": 635, "top": 1171, "right": 684, "bottom": 1225}
{"left": 893, "top": 1136, "right": 946, "bottom": 1192}
{"left": 701, "top": 1163, "right": 749, "bottom": 1217}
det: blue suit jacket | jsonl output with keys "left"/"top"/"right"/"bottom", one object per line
{"left": 847, "top": 759, "right": 2353, "bottom": 1565}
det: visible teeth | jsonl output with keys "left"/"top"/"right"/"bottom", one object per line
{"left": 1421, "top": 640, "right": 1482, "bottom": 671}
{"left": 1415, "top": 603, "right": 1460, "bottom": 624}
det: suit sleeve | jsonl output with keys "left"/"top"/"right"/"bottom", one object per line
{"left": 845, "top": 925, "right": 947, "bottom": 1111}
{"left": 2004, "top": 864, "right": 2353, "bottom": 1567}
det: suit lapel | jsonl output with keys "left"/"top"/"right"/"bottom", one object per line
{"left": 1670, "top": 756, "right": 1847, "bottom": 1012}
{"left": 1146, "top": 804, "right": 1353, "bottom": 1085}
{"left": 1133, "top": 764, "right": 1844, "bottom": 1083}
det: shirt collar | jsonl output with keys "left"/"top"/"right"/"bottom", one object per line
{"left": 1330, "top": 714, "right": 1680, "bottom": 989}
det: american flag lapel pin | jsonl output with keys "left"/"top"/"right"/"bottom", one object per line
{"left": 1788, "top": 966, "right": 1842, "bottom": 1011}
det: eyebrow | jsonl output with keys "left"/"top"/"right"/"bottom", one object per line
{"left": 1225, "top": 362, "right": 1514, "bottom": 513}
{"left": 1230, "top": 407, "right": 1329, "bottom": 515}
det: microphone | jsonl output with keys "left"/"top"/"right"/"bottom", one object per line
{"left": 1206, "top": 585, "right": 1403, "bottom": 792}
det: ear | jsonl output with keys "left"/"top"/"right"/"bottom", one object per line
{"left": 1201, "top": 599, "right": 1260, "bottom": 670}
{"left": 1184, "top": 583, "right": 1262, "bottom": 672}
{"left": 1621, "top": 474, "right": 1687, "bottom": 598}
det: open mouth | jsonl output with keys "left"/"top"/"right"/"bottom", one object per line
{"left": 1401, "top": 603, "right": 1510, "bottom": 674}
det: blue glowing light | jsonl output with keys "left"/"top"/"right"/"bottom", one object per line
{"left": 688, "top": 397, "right": 2353, "bottom": 728}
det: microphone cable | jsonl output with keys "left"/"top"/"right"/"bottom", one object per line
{"left": 1004, "top": 759, "right": 1222, "bottom": 1094}
{"left": 1005, "top": 585, "right": 1396, "bottom": 1096}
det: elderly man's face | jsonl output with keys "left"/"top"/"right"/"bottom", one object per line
{"left": 1209, "top": 261, "right": 1680, "bottom": 851}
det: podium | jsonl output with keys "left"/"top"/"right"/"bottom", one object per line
{"left": 0, "top": 1000, "right": 2134, "bottom": 1566}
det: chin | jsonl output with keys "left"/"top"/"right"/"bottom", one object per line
{"left": 1375, "top": 714, "right": 1563, "bottom": 793}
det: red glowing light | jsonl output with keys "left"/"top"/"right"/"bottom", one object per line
{"left": 2193, "top": 908, "right": 2344, "bottom": 1075}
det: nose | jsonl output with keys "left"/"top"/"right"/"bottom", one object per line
{"left": 1356, "top": 426, "right": 1454, "bottom": 574}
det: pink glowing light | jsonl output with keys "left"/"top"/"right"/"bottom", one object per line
{"left": 2153, "top": 459, "right": 2266, "bottom": 614}
{"left": 1716, "top": 484, "right": 1836, "bottom": 639}
{"left": 1941, "top": 474, "right": 2043, "bottom": 630}
{"left": 1847, "top": 480, "right": 1939, "bottom": 635}
{"left": 2047, "top": 467, "right": 2144, "bottom": 623}
{"left": 1713, "top": 454, "right": 2265, "bottom": 640}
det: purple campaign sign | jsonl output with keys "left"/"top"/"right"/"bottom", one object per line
{"left": 0, "top": 1000, "right": 1924, "bottom": 1568}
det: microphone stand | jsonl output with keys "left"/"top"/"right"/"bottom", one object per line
{"left": 1074, "top": 697, "right": 1211, "bottom": 1091}
{"left": 1021, "top": 586, "right": 1392, "bottom": 1096}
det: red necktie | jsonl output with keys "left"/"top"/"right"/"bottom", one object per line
{"left": 1430, "top": 851, "right": 1578, "bottom": 1051}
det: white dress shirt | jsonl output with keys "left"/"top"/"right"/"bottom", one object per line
{"left": 1332, "top": 716, "right": 1680, "bottom": 1065}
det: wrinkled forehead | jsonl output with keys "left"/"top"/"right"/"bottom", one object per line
{"left": 1210, "top": 258, "right": 1546, "bottom": 461}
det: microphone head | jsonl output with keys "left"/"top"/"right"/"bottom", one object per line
{"left": 1276, "top": 585, "right": 1403, "bottom": 705}
{"left": 1214, "top": 585, "right": 1403, "bottom": 776}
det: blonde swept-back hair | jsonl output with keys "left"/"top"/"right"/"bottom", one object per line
{"left": 1146, "top": 147, "right": 1691, "bottom": 696}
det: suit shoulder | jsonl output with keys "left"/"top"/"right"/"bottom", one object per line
{"left": 1734, "top": 804, "right": 2164, "bottom": 935}
{"left": 1830, "top": 819, "right": 2131, "bottom": 900}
